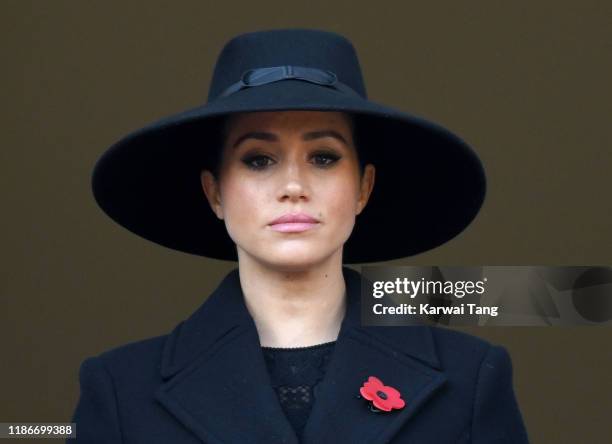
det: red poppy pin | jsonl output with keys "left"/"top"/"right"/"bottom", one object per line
{"left": 357, "top": 376, "right": 406, "bottom": 413}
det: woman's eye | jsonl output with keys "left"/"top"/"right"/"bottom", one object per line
{"left": 242, "top": 154, "right": 274, "bottom": 170}
{"left": 311, "top": 152, "right": 340, "bottom": 166}
{"left": 241, "top": 151, "right": 340, "bottom": 170}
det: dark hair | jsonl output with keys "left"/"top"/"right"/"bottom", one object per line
{"left": 201, "top": 112, "right": 369, "bottom": 180}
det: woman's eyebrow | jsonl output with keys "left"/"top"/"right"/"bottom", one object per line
{"left": 232, "top": 129, "right": 348, "bottom": 149}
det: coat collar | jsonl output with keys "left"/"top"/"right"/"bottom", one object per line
{"left": 155, "top": 266, "right": 447, "bottom": 444}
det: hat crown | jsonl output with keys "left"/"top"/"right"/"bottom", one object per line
{"left": 207, "top": 29, "right": 367, "bottom": 102}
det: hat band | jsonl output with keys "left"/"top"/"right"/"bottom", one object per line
{"left": 217, "top": 65, "right": 361, "bottom": 99}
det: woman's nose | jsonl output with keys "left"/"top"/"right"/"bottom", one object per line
{"left": 278, "top": 159, "right": 310, "bottom": 201}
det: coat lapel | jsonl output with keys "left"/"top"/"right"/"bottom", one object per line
{"left": 301, "top": 268, "right": 447, "bottom": 444}
{"left": 154, "top": 268, "right": 299, "bottom": 443}
{"left": 155, "top": 266, "right": 447, "bottom": 444}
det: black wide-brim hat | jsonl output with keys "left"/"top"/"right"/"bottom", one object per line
{"left": 92, "top": 28, "right": 486, "bottom": 263}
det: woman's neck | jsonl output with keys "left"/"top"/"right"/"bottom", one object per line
{"left": 236, "top": 254, "right": 347, "bottom": 348}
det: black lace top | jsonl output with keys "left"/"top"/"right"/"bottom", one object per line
{"left": 261, "top": 341, "right": 336, "bottom": 441}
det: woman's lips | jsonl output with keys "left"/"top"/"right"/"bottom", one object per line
{"left": 268, "top": 213, "right": 320, "bottom": 233}
{"left": 268, "top": 222, "right": 320, "bottom": 233}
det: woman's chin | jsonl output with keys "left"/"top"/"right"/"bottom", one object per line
{"left": 253, "top": 247, "right": 337, "bottom": 270}
{"left": 268, "top": 252, "right": 323, "bottom": 269}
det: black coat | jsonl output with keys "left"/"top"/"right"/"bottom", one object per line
{"left": 69, "top": 266, "right": 529, "bottom": 443}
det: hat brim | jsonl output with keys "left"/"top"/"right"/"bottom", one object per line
{"left": 92, "top": 80, "right": 486, "bottom": 263}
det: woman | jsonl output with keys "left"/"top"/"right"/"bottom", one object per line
{"left": 70, "top": 29, "right": 529, "bottom": 443}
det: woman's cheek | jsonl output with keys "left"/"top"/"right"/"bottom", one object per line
{"left": 326, "top": 197, "right": 356, "bottom": 241}
{"left": 221, "top": 181, "right": 254, "bottom": 240}
{"left": 332, "top": 179, "right": 359, "bottom": 215}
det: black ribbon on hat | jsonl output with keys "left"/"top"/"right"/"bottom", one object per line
{"left": 218, "top": 65, "right": 361, "bottom": 98}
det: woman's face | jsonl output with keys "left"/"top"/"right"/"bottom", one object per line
{"left": 200, "top": 110, "right": 375, "bottom": 271}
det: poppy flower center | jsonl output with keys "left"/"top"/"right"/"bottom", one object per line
{"left": 376, "top": 390, "right": 388, "bottom": 400}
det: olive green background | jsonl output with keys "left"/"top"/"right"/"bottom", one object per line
{"left": 2, "top": 1, "right": 611, "bottom": 442}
